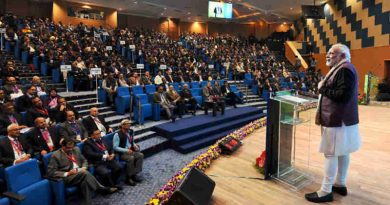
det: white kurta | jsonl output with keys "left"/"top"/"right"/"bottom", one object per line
{"left": 319, "top": 122, "right": 361, "bottom": 156}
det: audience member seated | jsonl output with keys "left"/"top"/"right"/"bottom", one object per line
{"left": 82, "top": 107, "right": 113, "bottom": 136}
{"left": 3, "top": 77, "right": 23, "bottom": 100}
{"left": 221, "top": 81, "right": 242, "bottom": 108}
{"left": 59, "top": 111, "right": 88, "bottom": 142}
{"left": 54, "top": 97, "right": 79, "bottom": 123}
{"left": 47, "top": 138, "right": 118, "bottom": 205}
{"left": 28, "top": 117, "right": 59, "bottom": 158}
{"left": 154, "top": 71, "right": 164, "bottom": 85}
{"left": 0, "top": 89, "right": 11, "bottom": 106}
{"left": 0, "top": 124, "right": 33, "bottom": 168}
{"left": 117, "top": 73, "right": 130, "bottom": 87}
{"left": 113, "top": 120, "right": 144, "bottom": 186}
{"left": 102, "top": 73, "right": 118, "bottom": 107}
{"left": 1, "top": 61, "right": 19, "bottom": 81}
{"left": 26, "top": 96, "right": 52, "bottom": 127}
{"left": 153, "top": 85, "right": 176, "bottom": 122}
{"left": 72, "top": 56, "right": 91, "bottom": 92}
{"left": 203, "top": 81, "right": 225, "bottom": 116}
{"left": 16, "top": 85, "right": 36, "bottom": 112}
{"left": 141, "top": 71, "right": 152, "bottom": 85}
{"left": 179, "top": 84, "right": 197, "bottom": 116}
{"left": 83, "top": 129, "right": 122, "bottom": 189}
{"left": 129, "top": 73, "right": 142, "bottom": 86}
{"left": 0, "top": 102, "right": 26, "bottom": 135}
{"left": 164, "top": 69, "right": 174, "bottom": 83}
{"left": 31, "top": 76, "right": 47, "bottom": 96}
{"left": 167, "top": 85, "right": 185, "bottom": 118}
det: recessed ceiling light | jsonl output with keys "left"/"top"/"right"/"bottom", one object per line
{"left": 290, "top": 7, "right": 293, "bottom": 10}
{"left": 187, "top": 12, "right": 191, "bottom": 15}
{"left": 161, "top": 13, "right": 164, "bottom": 15}
{"left": 164, "top": 7, "right": 167, "bottom": 10}
{"left": 134, "top": 1, "right": 137, "bottom": 4}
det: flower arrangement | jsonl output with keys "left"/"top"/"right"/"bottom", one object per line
{"left": 146, "top": 117, "right": 267, "bottom": 205}
{"left": 358, "top": 93, "right": 366, "bottom": 105}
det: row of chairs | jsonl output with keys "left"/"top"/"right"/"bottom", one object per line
{"left": 0, "top": 132, "right": 121, "bottom": 205}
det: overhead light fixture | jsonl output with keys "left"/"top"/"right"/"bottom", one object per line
{"left": 164, "top": 7, "right": 167, "bottom": 10}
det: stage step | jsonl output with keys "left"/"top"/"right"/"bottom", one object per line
{"left": 177, "top": 114, "right": 266, "bottom": 154}
{"left": 137, "top": 136, "right": 169, "bottom": 158}
{"left": 153, "top": 107, "right": 263, "bottom": 138}
{"left": 172, "top": 113, "right": 264, "bottom": 145}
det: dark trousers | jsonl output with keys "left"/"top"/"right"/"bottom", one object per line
{"left": 120, "top": 152, "right": 144, "bottom": 178}
{"left": 183, "top": 98, "right": 197, "bottom": 113}
{"left": 204, "top": 101, "right": 225, "bottom": 116}
{"left": 226, "top": 92, "right": 242, "bottom": 106}
{"left": 94, "top": 160, "right": 122, "bottom": 187}
{"left": 64, "top": 171, "right": 103, "bottom": 205}
{"left": 174, "top": 101, "right": 186, "bottom": 116}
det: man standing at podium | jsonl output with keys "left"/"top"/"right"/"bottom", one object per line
{"left": 305, "top": 44, "right": 361, "bottom": 203}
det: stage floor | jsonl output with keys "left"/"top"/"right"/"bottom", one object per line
{"left": 205, "top": 105, "right": 390, "bottom": 205}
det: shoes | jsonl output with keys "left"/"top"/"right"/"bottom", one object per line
{"left": 332, "top": 186, "right": 348, "bottom": 196}
{"left": 305, "top": 192, "right": 333, "bottom": 203}
{"left": 233, "top": 104, "right": 237, "bottom": 108}
{"left": 125, "top": 178, "right": 136, "bottom": 186}
{"left": 132, "top": 175, "right": 143, "bottom": 183}
{"left": 171, "top": 117, "right": 176, "bottom": 123}
{"left": 98, "top": 187, "right": 118, "bottom": 195}
{"left": 192, "top": 111, "right": 196, "bottom": 116}
{"left": 114, "top": 185, "right": 123, "bottom": 191}
{"left": 179, "top": 115, "right": 183, "bottom": 118}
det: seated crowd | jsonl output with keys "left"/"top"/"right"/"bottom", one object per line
{"left": 0, "top": 14, "right": 321, "bottom": 204}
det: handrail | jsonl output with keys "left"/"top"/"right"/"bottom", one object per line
{"left": 285, "top": 41, "right": 309, "bottom": 70}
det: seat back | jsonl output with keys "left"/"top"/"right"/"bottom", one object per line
{"left": 5, "top": 160, "right": 41, "bottom": 192}
{"left": 131, "top": 85, "right": 144, "bottom": 95}
{"left": 43, "top": 152, "right": 53, "bottom": 171}
{"left": 117, "top": 86, "right": 130, "bottom": 96}
{"left": 191, "top": 82, "right": 199, "bottom": 88}
{"left": 145, "top": 84, "right": 156, "bottom": 94}
{"left": 190, "top": 88, "right": 201, "bottom": 97}
{"left": 103, "top": 132, "right": 116, "bottom": 149}
{"left": 170, "top": 82, "right": 180, "bottom": 91}
{"left": 230, "top": 85, "right": 238, "bottom": 92}
{"left": 200, "top": 81, "right": 208, "bottom": 87}
{"left": 135, "top": 94, "right": 149, "bottom": 105}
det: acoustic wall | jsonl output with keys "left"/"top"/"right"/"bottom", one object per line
{"left": 306, "top": 0, "right": 389, "bottom": 53}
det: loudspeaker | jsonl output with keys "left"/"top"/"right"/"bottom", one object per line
{"left": 301, "top": 5, "right": 325, "bottom": 19}
{"left": 166, "top": 168, "right": 216, "bottom": 205}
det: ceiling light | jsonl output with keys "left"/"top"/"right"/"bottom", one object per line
{"left": 133, "top": 1, "right": 138, "bottom": 4}
{"left": 290, "top": 7, "right": 293, "bottom": 10}
{"left": 187, "top": 12, "right": 191, "bottom": 15}
{"left": 161, "top": 13, "right": 164, "bottom": 15}
{"left": 164, "top": 7, "right": 167, "bottom": 10}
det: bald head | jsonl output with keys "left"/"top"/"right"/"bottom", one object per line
{"left": 90, "top": 107, "right": 98, "bottom": 117}
{"left": 7, "top": 124, "right": 21, "bottom": 138}
{"left": 34, "top": 117, "right": 47, "bottom": 129}
{"left": 66, "top": 111, "right": 76, "bottom": 122}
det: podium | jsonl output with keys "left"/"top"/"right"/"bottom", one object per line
{"left": 264, "top": 91, "right": 316, "bottom": 190}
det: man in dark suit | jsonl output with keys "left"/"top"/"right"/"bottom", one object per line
{"left": 166, "top": 85, "right": 185, "bottom": 118}
{"left": 221, "top": 81, "right": 242, "bottom": 108}
{"left": 164, "top": 69, "right": 174, "bottom": 83}
{"left": 59, "top": 111, "right": 88, "bottom": 143}
{"left": 0, "top": 89, "right": 11, "bottom": 106}
{"left": 28, "top": 117, "right": 59, "bottom": 157}
{"left": 179, "top": 84, "right": 197, "bottom": 115}
{"left": 83, "top": 129, "right": 122, "bottom": 188}
{"left": 26, "top": 97, "right": 52, "bottom": 127}
{"left": 113, "top": 120, "right": 144, "bottom": 186}
{"left": 203, "top": 81, "right": 224, "bottom": 116}
{"left": 82, "top": 107, "right": 113, "bottom": 136}
{"left": 0, "top": 102, "right": 26, "bottom": 136}
{"left": 0, "top": 124, "right": 33, "bottom": 167}
{"left": 153, "top": 85, "right": 176, "bottom": 122}
{"left": 16, "top": 85, "right": 37, "bottom": 112}
{"left": 3, "top": 77, "right": 23, "bottom": 100}
{"left": 47, "top": 138, "right": 117, "bottom": 205}
{"left": 53, "top": 97, "right": 79, "bottom": 123}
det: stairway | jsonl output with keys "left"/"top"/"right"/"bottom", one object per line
{"left": 227, "top": 80, "right": 267, "bottom": 110}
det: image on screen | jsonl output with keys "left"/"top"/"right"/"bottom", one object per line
{"left": 208, "top": 1, "right": 233, "bottom": 19}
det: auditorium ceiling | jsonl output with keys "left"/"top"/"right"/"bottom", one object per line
{"left": 65, "top": 0, "right": 328, "bottom": 23}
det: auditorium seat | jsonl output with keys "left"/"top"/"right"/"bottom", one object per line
{"left": 40, "top": 62, "right": 48, "bottom": 76}
{"left": 43, "top": 153, "right": 78, "bottom": 205}
{"left": 133, "top": 94, "right": 153, "bottom": 124}
{"left": 170, "top": 82, "right": 180, "bottom": 91}
{"left": 191, "top": 81, "right": 200, "bottom": 88}
{"left": 200, "top": 81, "right": 208, "bottom": 87}
{"left": 190, "top": 88, "right": 203, "bottom": 106}
{"left": 21, "top": 51, "right": 28, "bottom": 64}
{"left": 52, "top": 68, "right": 60, "bottom": 83}
{"left": 115, "top": 87, "right": 131, "bottom": 114}
{"left": 244, "top": 73, "right": 253, "bottom": 86}
{"left": 131, "top": 85, "right": 144, "bottom": 95}
{"left": 5, "top": 159, "right": 52, "bottom": 205}
{"left": 229, "top": 85, "right": 243, "bottom": 98}
{"left": 32, "top": 56, "right": 39, "bottom": 70}
{"left": 0, "top": 197, "right": 9, "bottom": 205}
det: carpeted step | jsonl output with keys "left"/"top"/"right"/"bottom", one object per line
{"left": 78, "top": 106, "right": 112, "bottom": 117}
{"left": 134, "top": 131, "right": 157, "bottom": 143}
{"left": 137, "top": 136, "right": 170, "bottom": 158}
{"left": 172, "top": 113, "right": 266, "bottom": 146}
{"left": 177, "top": 115, "right": 266, "bottom": 154}
{"left": 68, "top": 98, "right": 98, "bottom": 106}
{"left": 74, "top": 102, "right": 104, "bottom": 110}
{"left": 153, "top": 107, "right": 262, "bottom": 138}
